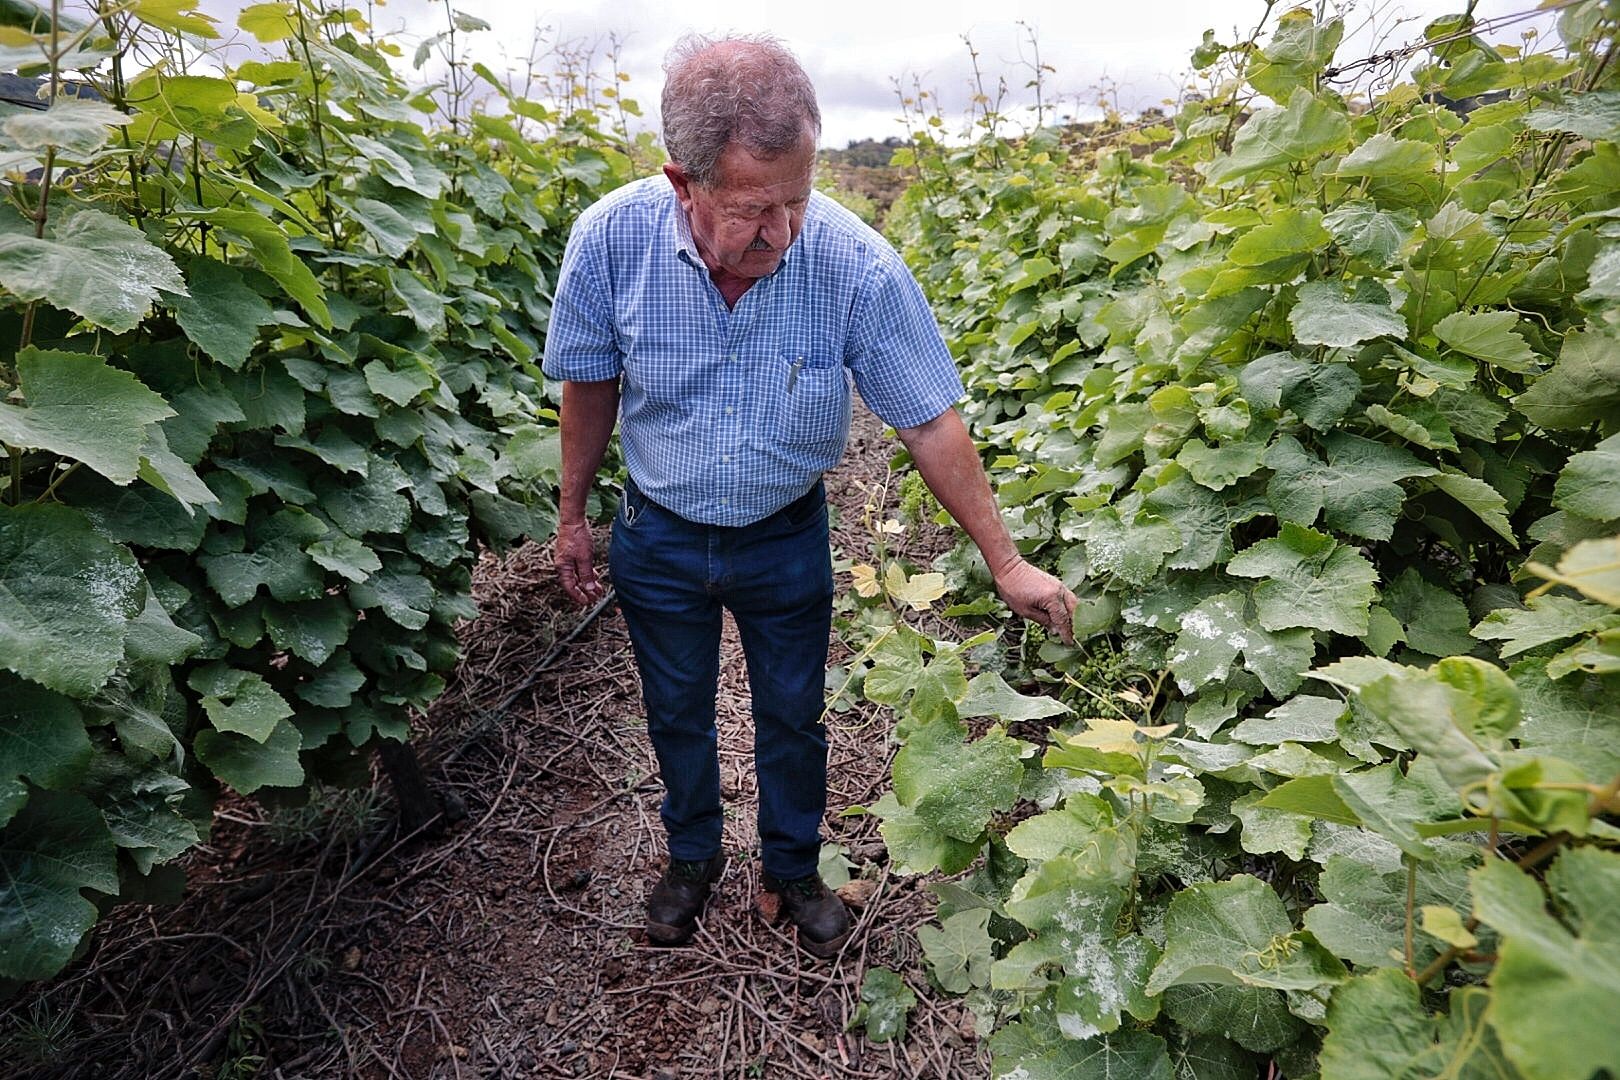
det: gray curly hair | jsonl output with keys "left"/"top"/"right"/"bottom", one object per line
{"left": 661, "top": 34, "right": 821, "bottom": 188}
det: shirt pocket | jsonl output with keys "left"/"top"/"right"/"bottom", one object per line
{"left": 776, "top": 350, "right": 851, "bottom": 447}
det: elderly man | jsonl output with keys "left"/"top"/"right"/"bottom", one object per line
{"left": 543, "top": 35, "right": 1077, "bottom": 959}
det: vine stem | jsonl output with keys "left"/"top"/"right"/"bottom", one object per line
{"left": 11, "top": 0, "right": 64, "bottom": 505}
{"left": 1413, "top": 830, "right": 1573, "bottom": 987}
{"left": 36, "top": 461, "right": 80, "bottom": 502}
{"left": 1403, "top": 856, "right": 1418, "bottom": 977}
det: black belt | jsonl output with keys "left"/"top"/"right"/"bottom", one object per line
{"left": 624, "top": 476, "right": 823, "bottom": 526}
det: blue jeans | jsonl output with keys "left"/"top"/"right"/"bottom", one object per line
{"left": 609, "top": 479, "right": 833, "bottom": 881}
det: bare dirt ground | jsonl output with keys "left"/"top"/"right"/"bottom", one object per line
{"left": 6, "top": 405, "right": 989, "bottom": 1080}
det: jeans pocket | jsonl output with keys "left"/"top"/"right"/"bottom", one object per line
{"left": 619, "top": 484, "right": 648, "bottom": 530}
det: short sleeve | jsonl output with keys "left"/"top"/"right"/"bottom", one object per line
{"left": 844, "top": 250, "right": 964, "bottom": 429}
{"left": 542, "top": 219, "right": 622, "bottom": 382}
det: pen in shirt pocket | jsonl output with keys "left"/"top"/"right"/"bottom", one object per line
{"left": 786, "top": 356, "right": 805, "bottom": 393}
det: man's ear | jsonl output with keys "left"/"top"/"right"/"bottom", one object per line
{"left": 663, "top": 162, "right": 694, "bottom": 209}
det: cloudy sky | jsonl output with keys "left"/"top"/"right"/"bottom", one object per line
{"left": 198, "top": 0, "right": 1561, "bottom": 146}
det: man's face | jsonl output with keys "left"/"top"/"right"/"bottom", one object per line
{"left": 665, "top": 131, "right": 816, "bottom": 282}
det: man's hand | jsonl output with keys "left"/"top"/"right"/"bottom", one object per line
{"left": 991, "top": 556, "right": 1079, "bottom": 645}
{"left": 555, "top": 517, "right": 604, "bottom": 606}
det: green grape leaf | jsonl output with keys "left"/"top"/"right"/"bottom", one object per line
{"left": 1289, "top": 282, "right": 1408, "bottom": 347}
{"left": 1232, "top": 694, "right": 1346, "bottom": 745}
{"left": 1169, "top": 591, "right": 1315, "bottom": 697}
{"left": 169, "top": 257, "right": 273, "bottom": 371}
{"left": 294, "top": 649, "right": 366, "bottom": 709}
{"left": 869, "top": 792, "right": 982, "bottom": 876}
{"left": 0, "top": 210, "right": 185, "bottom": 333}
{"left": 1, "top": 95, "right": 130, "bottom": 155}
{"left": 1237, "top": 352, "right": 1360, "bottom": 430}
{"left": 1382, "top": 568, "right": 1477, "bottom": 657}
{"left": 273, "top": 427, "right": 369, "bottom": 476}
{"left": 1206, "top": 88, "right": 1351, "bottom": 186}
{"left": 1175, "top": 439, "right": 1267, "bottom": 490}
{"left": 341, "top": 196, "right": 422, "bottom": 258}
{"left": 1335, "top": 131, "right": 1438, "bottom": 179}
{"left": 1524, "top": 89, "right": 1620, "bottom": 140}
{"left": 1330, "top": 759, "right": 1459, "bottom": 860}
{"left": 957, "top": 671, "right": 1070, "bottom": 722}
{"left": 1077, "top": 505, "right": 1182, "bottom": 586}
{"left": 1246, "top": 10, "right": 1343, "bottom": 99}
{"left": 123, "top": 584, "right": 202, "bottom": 666}
{"left": 861, "top": 629, "right": 967, "bottom": 729}
{"left": 362, "top": 359, "right": 435, "bottom": 407}
{"left": 990, "top": 1021, "right": 1173, "bottom": 1080}
{"left": 1514, "top": 331, "right": 1620, "bottom": 430}
{"left": 1146, "top": 875, "right": 1347, "bottom": 994}
{"left": 919, "top": 908, "right": 993, "bottom": 994}
{"left": 1425, "top": 472, "right": 1516, "bottom": 543}
{"left": 1553, "top": 433, "right": 1620, "bottom": 521}
{"left": 305, "top": 536, "right": 381, "bottom": 583}
{"left": 263, "top": 597, "right": 354, "bottom": 666}
{"left": 1323, "top": 201, "right": 1416, "bottom": 268}
{"left": 0, "top": 349, "right": 175, "bottom": 485}
{"left": 1163, "top": 984, "right": 1304, "bottom": 1054}
{"left": 1303, "top": 855, "right": 1471, "bottom": 969}
{"left": 893, "top": 723, "right": 1024, "bottom": 843}
{"left": 320, "top": 458, "right": 413, "bottom": 536}
{"left": 1365, "top": 400, "right": 1457, "bottom": 452}
{"left": 188, "top": 663, "right": 294, "bottom": 741}
{"left": 854, "top": 968, "right": 916, "bottom": 1043}
{"left": 388, "top": 268, "right": 446, "bottom": 334}
{"left": 130, "top": 433, "right": 207, "bottom": 520}
{"left": 1319, "top": 969, "right": 1520, "bottom": 1080}
{"left": 1265, "top": 433, "right": 1435, "bottom": 541}
{"left": 0, "top": 503, "right": 143, "bottom": 697}
{"left": 1527, "top": 535, "right": 1620, "bottom": 607}
{"left": 1226, "top": 524, "right": 1378, "bottom": 636}
{"left": 198, "top": 508, "right": 327, "bottom": 606}
{"left": 1227, "top": 207, "right": 1329, "bottom": 265}
{"left": 102, "top": 793, "right": 200, "bottom": 873}
{"left": 193, "top": 717, "right": 303, "bottom": 794}
{"left": 0, "top": 789, "right": 118, "bottom": 980}
{"left": 1513, "top": 663, "right": 1620, "bottom": 782}
{"left": 1232, "top": 792, "right": 1312, "bottom": 860}
{"left": 1471, "top": 850, "right": 1620, "bottom": 1080}
{"left": 1257, "top": 775, "right": 1360, "bottom": 825}
{"left": 1143, "top": 475, "right": 1266, "bottom": 572}
{"left": 1433, "top": 310, "right": 1537, "bottom": 372}
{"left": 502, "top": 425, "right": 562, "bottom": 482}
{"left": 1473, "top": 595, "right": 1618, "bottom": 657}
{"left": 349, "top": 566, "right": 434, "bottom": 630}
{"left": 0, "top": 675, "right": 90, "bottom": 795}
{"left": 1005, "top": 795, "right": 1135, "bottom": 882}
{"left": 184, "top": 208, "right": 330, "bottom": 329}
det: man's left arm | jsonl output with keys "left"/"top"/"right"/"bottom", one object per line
{"left": 897, "top": 407, "right": 1079, "bottom": 644}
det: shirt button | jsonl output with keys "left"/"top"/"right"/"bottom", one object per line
{"left": 722, "top": 454, "right": 731, "bottom": 462}
{"left": 728, "top": 352, "right": 738, "bottom": 361}
{"left": 721, "top": 497, "right": 729, "bottom": 504}
{"left": 725, "top": 406, "right": 734, "bottom": 415}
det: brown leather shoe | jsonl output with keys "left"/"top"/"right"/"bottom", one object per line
{"left": 763, "top": 871, "right": 852, "bottom": 959}
{"left": 646, "top": 853, "right": 725, "bottom": 946}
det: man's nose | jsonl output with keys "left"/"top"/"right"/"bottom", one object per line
{"left": 759, "top": 207, "right": 791, "bottom": 248}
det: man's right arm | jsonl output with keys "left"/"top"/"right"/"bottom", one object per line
{"left": 555, "top": 378, "right": 621, "bottom": 605}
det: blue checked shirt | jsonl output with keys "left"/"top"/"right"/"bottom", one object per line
{"left": 541, "top": 175, "right": 964, "bottom": 526}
